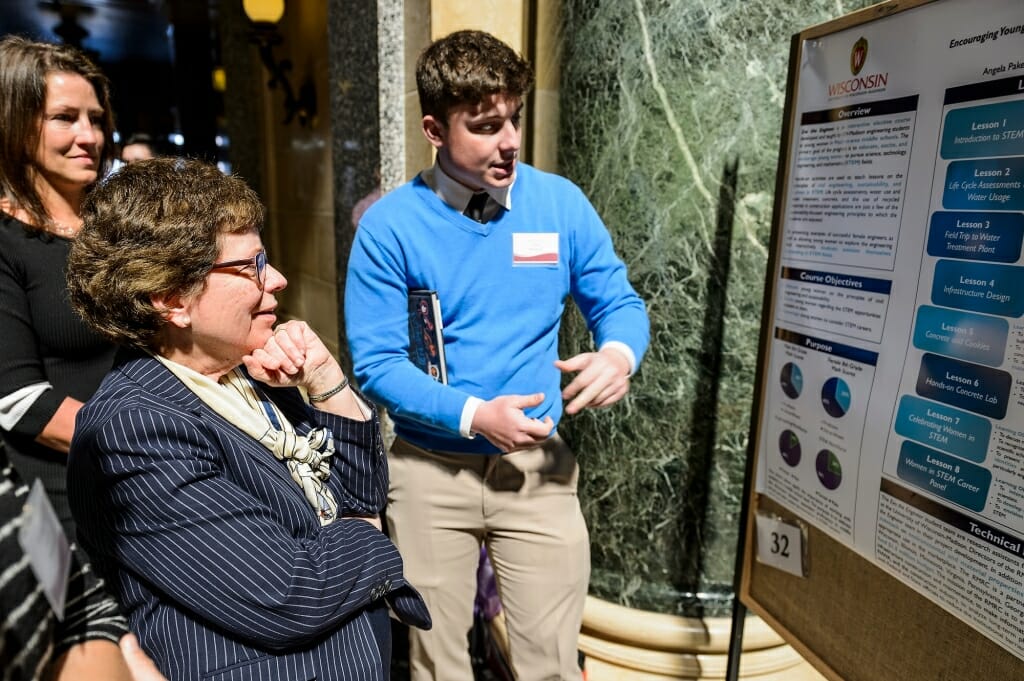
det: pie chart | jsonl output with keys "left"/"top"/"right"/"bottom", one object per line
{"left": 779, "top": 429, "right": 801, "bottom": 467}
{"left": 816, "top": 449, "right": 843, "bottom": 490}
{"left": 821, "top": 376, "right": 851, "bottom": 418}
{"left": 780, "top": 362, "right": 803, "bottom": 399}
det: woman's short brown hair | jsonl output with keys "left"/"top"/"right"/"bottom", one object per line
{"left": 67, "top": 158, "right": 265, "bottom": 350}
{"left": 0, "top": 36, "right": 115, "bottom": 228}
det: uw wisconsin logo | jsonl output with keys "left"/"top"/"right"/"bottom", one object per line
{"left": 828, "top": 36, "right": 886, "bottom": 97}
{"left": 850, "top": 37, "right": 868, "bottom": 75}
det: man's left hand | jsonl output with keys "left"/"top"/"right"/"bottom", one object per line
{"left": 555, "top": 347, "right": 631, "bottom": 415}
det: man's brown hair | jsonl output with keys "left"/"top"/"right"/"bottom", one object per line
{"left": 416, "top": 30, "right": 534, "bottom": 123}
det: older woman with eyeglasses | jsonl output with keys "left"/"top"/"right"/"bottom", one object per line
{"left": 65, "top": 158, "right": 430, "bottom": 681}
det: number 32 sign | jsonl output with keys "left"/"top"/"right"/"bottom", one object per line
{"left": 755, "top": 513, "right": 807, "bottom": 578}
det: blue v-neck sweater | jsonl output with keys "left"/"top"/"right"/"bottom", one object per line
{"left": 345, "top": 163, "right": 649, "bottom": 454}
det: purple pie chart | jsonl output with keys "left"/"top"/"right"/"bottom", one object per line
{"left": 779, "top": 429, "right": 802, "bottom": 467}
{"left": 816, "top": 449, "right": 842, "bottom": 490}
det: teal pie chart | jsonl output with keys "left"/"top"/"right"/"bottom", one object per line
{"left": 821, "top": 376, "right": 851, "bottom": 418}
{"left": 780, "top": 362, "right": 803, "bottom": 399}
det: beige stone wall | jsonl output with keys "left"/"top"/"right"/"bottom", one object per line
{"left": 403, "top": 0, "right": 433, "bottom": 184}
{"left": 258, "top": 0, "right": 339, "bottom": 357}
{"left": 430, "top": 2, "right": 525, "bottom": 48}
{"left": 530, "top": 2, "right": 561, "bottom": 173}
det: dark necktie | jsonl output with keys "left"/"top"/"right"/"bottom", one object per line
{"left": 464, "top": 191, "right": 489, "bottom": 223}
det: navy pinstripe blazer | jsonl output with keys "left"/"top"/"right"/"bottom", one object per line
{"left": 68, "top": 350, "right": 430, "bottom": 681}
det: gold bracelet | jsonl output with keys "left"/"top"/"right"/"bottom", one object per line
{"left": 308, "top": 376, "right": 349, "bottom": 402}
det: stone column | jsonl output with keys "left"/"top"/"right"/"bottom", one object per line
{"left": 326, "top": 0, "right": 404, "bottom": 368}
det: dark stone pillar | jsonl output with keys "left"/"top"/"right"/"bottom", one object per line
{"left": 327, "top": 0, "right": 383, "bottom": 372}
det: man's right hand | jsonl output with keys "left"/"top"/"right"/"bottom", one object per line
{"left": 471, "top": 393, "right": 554, "bottom": 452}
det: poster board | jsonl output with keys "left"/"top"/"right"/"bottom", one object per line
{"left": 739, "top": 1, "right": 1024, "bottom": 679}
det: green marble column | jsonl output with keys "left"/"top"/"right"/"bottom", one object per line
{"left": 557, "top": 0, "right": 875, "bottom": 617}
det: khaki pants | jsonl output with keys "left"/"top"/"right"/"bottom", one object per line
{"left": 388, "top": 436, "right": 589, "bottom": 681}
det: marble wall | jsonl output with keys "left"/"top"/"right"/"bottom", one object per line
{"left": 557, "top": 0, "right": 876, "bottom": 617}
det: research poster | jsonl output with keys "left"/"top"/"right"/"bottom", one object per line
{"left": 756, "top": 0, "right": 1024, "bottom": 660}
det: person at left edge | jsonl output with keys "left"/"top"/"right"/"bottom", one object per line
{"left": 0, "top": 35, "right": 117, "bottom": 539}
{"left": 0, "top": 36, "right": 140, "bottom": 680}
{"left": 66, "top": 158, "right": 431, "bottom": 681}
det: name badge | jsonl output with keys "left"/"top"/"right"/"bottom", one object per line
{"left": 512, "top": 232, "right": 559, "bottom": 267}
{"left": 18, "top": 479, "right": 72, "bottom": 620}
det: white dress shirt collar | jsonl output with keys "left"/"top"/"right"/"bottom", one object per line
{"left": 421, "top": 160, "right": 514, "bottom": 216}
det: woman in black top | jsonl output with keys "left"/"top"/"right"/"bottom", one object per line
{"left": 0, "top": 36, "right": 117, "bottom": 535}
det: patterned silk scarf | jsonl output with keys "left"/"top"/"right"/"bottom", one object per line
{"left": 155, "top": 356, "right": 339, "bottom": 525}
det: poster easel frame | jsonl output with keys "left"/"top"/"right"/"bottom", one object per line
{"left": 731, "top": 1, "right": 1024, "bottom": 679}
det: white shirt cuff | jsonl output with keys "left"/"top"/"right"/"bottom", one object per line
{"left": 599, "top": 341, "right": 637, "bottom": 376}
{"left": 0, "top": 383, "right": 51, "bottom": 430}
{"left": 460, "top": 397, "right": 484, "bottom": 439}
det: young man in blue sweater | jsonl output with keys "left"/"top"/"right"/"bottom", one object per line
{"left": 345, "top": 29, "right": 649, "bottom": 681}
